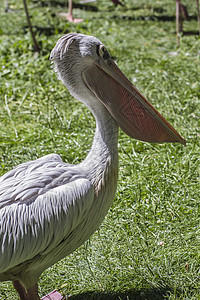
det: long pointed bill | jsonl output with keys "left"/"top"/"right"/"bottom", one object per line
{"left": 82, "top": 58, "right": 186, "bottom": 145}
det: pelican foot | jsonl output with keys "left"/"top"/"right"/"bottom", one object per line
{"left": 57, "top": 12, "right": 83, "bottom": 23}
{"left": 67, "top": 14, "right": 83, "bottom": 23}
{"left": 41, "top": 290, "right": 66, "bottom": 300}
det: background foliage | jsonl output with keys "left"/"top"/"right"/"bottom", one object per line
{"left": 0, "top": 0, "right": 199, "bottom": 299}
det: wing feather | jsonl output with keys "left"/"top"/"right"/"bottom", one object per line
{"left": 0, "top": 153, "right": 94, "bottom": 273}
{"left": 0, "top": 154, "right": 73, "bottom": 207}
{"left": 0, "top": 178, "right": 94, "bottom": 273}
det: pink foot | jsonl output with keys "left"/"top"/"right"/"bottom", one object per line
{"left": 67, "top": 14, "right": 83, "bottom": 23}
{"left": 57, "top": 12, "right": 83, "bottom": 23}
{"left": 41, "top": 290, "right": 66, "bottom": 300}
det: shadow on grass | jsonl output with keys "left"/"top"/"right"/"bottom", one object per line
{"left": 31, "top": 25, "right": 69, "bottom": 36}
{"left": 67, "top": 286, "right": 174, "bottom": 300}
{"left": 32, "top": 0, "right": 99, "bottom": 12}
{"left": 110, "top": 13, "right": 199, "bottom": 23}
{"left": 183, "top": 30, "right": 200, "bottom": 35}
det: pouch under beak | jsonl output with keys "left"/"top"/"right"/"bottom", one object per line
{"left": 82, "top": 58, "right": 186, "bottom": 145}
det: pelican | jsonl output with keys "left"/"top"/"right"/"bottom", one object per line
{"left": 0, "top": 33, "right": 186, "bottom": 300}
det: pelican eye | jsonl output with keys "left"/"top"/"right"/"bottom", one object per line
{"left": 99, "top": 45, "right": 110, "bottom": 60}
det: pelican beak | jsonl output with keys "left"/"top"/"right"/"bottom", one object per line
{"left": 82, "top": 57, "right": 186, "bottom": 145}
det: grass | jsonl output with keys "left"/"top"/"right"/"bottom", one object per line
{"left": 0, "top": 0, "right": 200, "bottom": 299}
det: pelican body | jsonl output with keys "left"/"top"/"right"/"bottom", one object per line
{"left": 0, "top": 33, "right": 185, "bottom": 300}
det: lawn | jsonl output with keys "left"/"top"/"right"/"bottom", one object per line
{"left": 0, "top": 0, "right": 199, "bottom": 299}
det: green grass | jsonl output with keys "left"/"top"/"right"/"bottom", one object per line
{"left": 0, "top": 0, "right": 200, "bottom": 299}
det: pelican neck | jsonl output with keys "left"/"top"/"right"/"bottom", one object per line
{"left": 81, "top": 103, "right": 119, "bottom": 169}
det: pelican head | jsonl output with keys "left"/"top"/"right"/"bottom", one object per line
{"left": 50, "top": 33, "right": 103, "bottom": 100}
{"left": 50, "top": 33, "right": 186, "bottom": 145}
